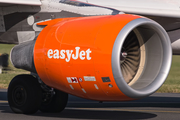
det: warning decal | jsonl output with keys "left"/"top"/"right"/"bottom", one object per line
{"left": 84, "top": 76, "right": 96, "bottom": 81}
{"left": 67, "top": 77, "right": 78, "bottom": 83}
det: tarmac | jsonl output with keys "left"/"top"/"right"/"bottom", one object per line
{"left": 1, "top": 89, "right": 180, "bottom": 120}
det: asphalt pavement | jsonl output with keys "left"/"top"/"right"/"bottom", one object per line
{"left": 1, "top": 89, "right": 180, "bottom": 120}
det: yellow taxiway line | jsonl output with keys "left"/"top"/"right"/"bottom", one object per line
{"left": 0, "top": 101, "right": 8, "bottom": 103}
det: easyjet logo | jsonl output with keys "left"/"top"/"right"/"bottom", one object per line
{"left": 47, "top": 47, "right": 92, "bottom": 62}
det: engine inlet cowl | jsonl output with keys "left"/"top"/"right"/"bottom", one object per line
{"left": 112, "top": 18, "right": 172, "bottom": 99}
{"left": 31, "top": 14, "right": 172, "bottom": 101}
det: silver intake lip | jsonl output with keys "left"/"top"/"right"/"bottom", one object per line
{"left": 112, "top": 18, "right": 172, "bottom": 99}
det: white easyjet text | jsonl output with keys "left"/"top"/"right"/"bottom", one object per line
{"left": 47, "top": 47, "right": 92, "bottom": 62}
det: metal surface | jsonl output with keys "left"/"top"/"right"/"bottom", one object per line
{"left": 10, "top": 40, "right": 36, "bottom": 73}
{"left": 0, "top": 0, "right": 41, "bottom": 6}
{"left": 78, "top": 0, "right": 180, "bottom": 18}
{"left": 112, "top": 18, "right": 172, "bottom": 99}
{"left": 120, "top": 31, "right": 141, "bottom": 84}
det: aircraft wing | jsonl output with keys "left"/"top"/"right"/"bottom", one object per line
{"left": 0, "top": 0, "right": 41, "bottom": 6}
{"left": 78, "top": 0, "right": 180, "bottom": 18}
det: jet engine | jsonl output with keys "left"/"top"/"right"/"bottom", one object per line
{"left": 11, "top": 14, "right": 172, "bottom": 101}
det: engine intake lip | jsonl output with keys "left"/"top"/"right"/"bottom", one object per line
{"left": 112, "top": 18, "right": 172, "bottom": 99}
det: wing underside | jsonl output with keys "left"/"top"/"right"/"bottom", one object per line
{"left": 78, "top": 0, "right": 180, "bottom": 18}
{"left": 0, "top": 0, "right": 41, "bottom": 6}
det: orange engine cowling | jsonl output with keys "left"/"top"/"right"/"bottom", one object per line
{"left": 16, "top": 14, "right": 172, "bottom": 101}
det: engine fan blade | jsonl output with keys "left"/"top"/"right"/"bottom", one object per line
{"left": 120, "top": 31, "right": 141, "bottom": 84}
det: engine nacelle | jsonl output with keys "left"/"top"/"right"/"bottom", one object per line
{"left": 11, "top": 14, "right": 172, "bottom": 101}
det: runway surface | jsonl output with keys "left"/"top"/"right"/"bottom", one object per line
{"left": 1, "top": 89, "right": 180, "bottom": 120}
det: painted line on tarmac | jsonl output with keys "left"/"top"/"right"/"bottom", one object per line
{"left": 66, "top": 107, "right": 180, "bottom": 114}
{"left": 0, "top": 101, "right": 8, "bottom": 103}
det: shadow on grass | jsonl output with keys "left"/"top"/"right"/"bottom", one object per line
{"left": 2, "top": 67, "right": 12, "bottom": 71}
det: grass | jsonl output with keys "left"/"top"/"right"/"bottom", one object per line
{"left": 0, "top": 44, "right": 180, "bottom": 93}
{"left": 0, "top": 44, "right": 29, "bottom": 88}
{"left": 157, "top": 55, "right": 180, "bottom": 93}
